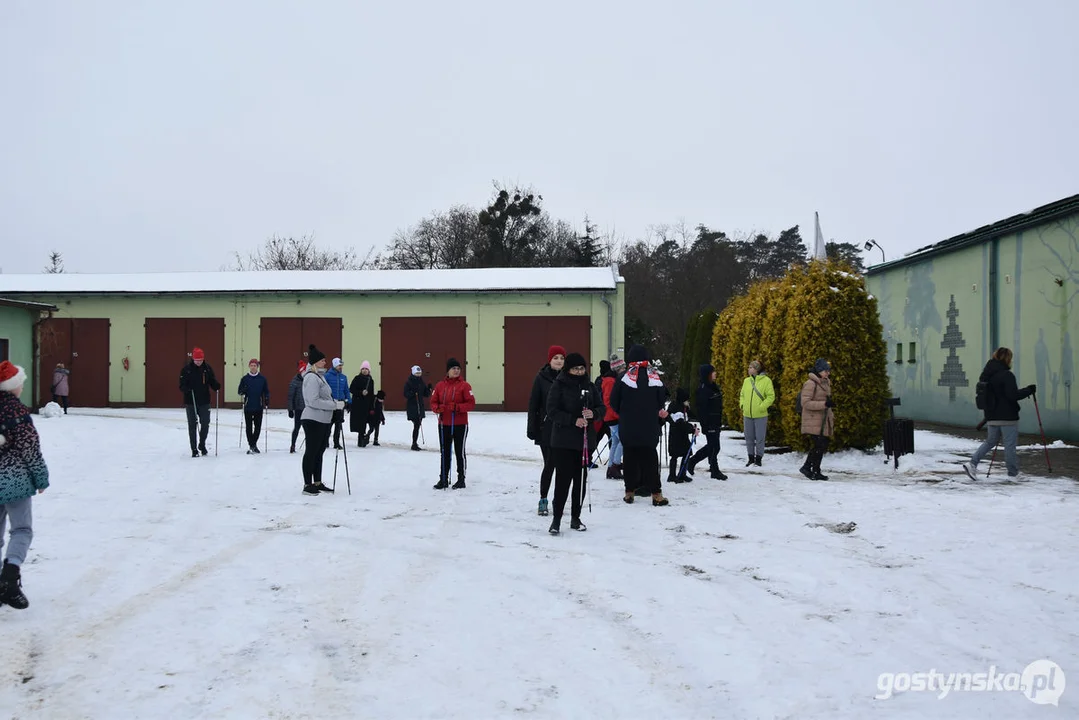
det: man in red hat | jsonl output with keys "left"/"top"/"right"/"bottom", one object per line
{"left": 179, "top": 347, "right": 221, "bottom": 457}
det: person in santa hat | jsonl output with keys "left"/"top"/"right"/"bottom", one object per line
{"left": 0, "top": 360, "right": 50, "bottom": 610}
{"left": 179, "top": 347, "right": 221, "bottom": 457}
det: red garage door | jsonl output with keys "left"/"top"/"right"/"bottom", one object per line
{"left": 503, "top": 316, "right": 591, "bottom": 411}
{"left": 145, "top": 318, "right": 225, "bottom": 407}
{"left": 380, "top": 317, "right": 466, "bottom": 411}
{"left": 259, "top": 317, "right": 342, "bottom": 409}
{"left": 37, "top": 318, "right": 111, "bottom": 407}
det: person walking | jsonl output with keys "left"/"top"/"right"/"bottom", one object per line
{"left": 687, "top": 364, "right": 728, "bottom": 480}
{"left": 237, "top": 358, "right": 270, "bottom": 454}
{"left": 300, "top": 345, "right": 342, "bottom": 495}
{"left": 0, "top": 361, "right": 50, "bottom": 609}
{"left": 799, "top": 359, "right": 835, "bottom": 481}
{"left": 527, "top": 345, "right": 564, "bottom": 516}
{"left": 287, "top": 360, "right": 306, "bottom": 453}
{"left": 963, "top": 347, "right": 1037, "bottom": 480}
{"left": 51, "top": 363, "right": 70, "bottom": 414}
{"left": 608, "top": 344, "right": 670, "bottom": 506}
{"left": 404, "top": 365, "right": 432, "bottom": 451}
{"left": 739, "top": 360, "right": 775, "bottom": 467}
{"left": 430, "top": 358, "right": 476, "bottom": 489}
{"left": 545, "top": 352, "right": 603, "bottom": 533}
{"left": 179, "top": 347, "right": 221, "bottom": 457}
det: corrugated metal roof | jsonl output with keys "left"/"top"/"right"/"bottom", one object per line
{"left": 0, "top": 266, "right": 623, "bottom": 295}
{"left": 0, "top": 297, "right": 59, "bottom": 311}
{"left": 866, "top": 193, "right": 1079, "bottom": 274}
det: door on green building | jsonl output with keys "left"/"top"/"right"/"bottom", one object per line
{"left": 37, "top": 318, "right": 111, "bottom": 407}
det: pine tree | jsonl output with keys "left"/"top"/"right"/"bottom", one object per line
{"left": 937, "top": 294, "right": 968, "bottom": 401}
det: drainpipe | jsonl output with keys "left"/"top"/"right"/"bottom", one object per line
{"left": 599, "top": 292, "right": 613, "bottom": 363}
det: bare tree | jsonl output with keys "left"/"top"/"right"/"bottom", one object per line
{"left": 44, "top": 251, "right": 65, "bottom": 274}
{"left": 382, "top": 206, "right": 482, "bottom": 269}
{"left": 230, "top": 235, "right": 376, "bottom": 271}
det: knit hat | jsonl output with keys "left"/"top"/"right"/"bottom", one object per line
{"left": 361, "top": 360, "right": 371, "bottom": 371}
{"left": 446, "top": 357, "right": 461, "bottom": 372}
{"left": 565, "top": 352, "right": 587, "bottom": 370}
{"left": 0, "top": 361, "right": 26, "bottom": 392}
{"left": 610, "top": 354, "right": 625, "bottom": 372}
{"left": 411, "top": 365, "right": 422, "bottom": 375}
{"left": 307, "top": 344, "right": 326, "bottom": 365}
{"left": 547, "top": 345, "right": 566, "bottom": 364}
{"left": 813, "top": 358, "right": 831, "bottom": 374}
{"left": 627, "top": 345, "right": 649, "bottom": 363}
{"left": 332, "top": 357, "right": 343, "bottom": 369}
{"left": 297, "top": 361, "right": 308, "bottom": 373}
{"left": 191, "top": 347, "right": 205, "bottom": 361}
{"left": 599, "top": 359, "right": 611, "bottom": 375}
{"left": 376, "top": 389, "right": 386, "bottom": 400}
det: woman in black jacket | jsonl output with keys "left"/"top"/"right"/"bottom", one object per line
{"left": 544, "top": 352, "right": 604, "bottom": 534}
{"left": 687, "top": 363, "right": 728, "bottom": 480}
{"left": 608, "top": 344, "right": 670, "bottom": 506}
{"left": 349, "top": 362, "right": 376, "bottom": 447}
{"left": 527, "top": 345, "right": 565, "bottom": 516}
{"left": 404, "top": 365, "right": 432, "bottom": 451}
{"left": 964, "top": 347, "right": 1036, "bottom": 479}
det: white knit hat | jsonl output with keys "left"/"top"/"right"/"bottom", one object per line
{"left": 0, "top": 361, "right": 27, "bottom": 392}
{"left": 411, "top": 365, "right": 422, "bottom": 375}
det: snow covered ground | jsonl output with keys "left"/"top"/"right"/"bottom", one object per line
{"left": 2, "top": 408, "right": 1076, "bottom": 719}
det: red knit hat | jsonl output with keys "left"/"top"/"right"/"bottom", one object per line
{"left": 0, "top": 361, "right": 27, "bottom": 392}
{"left": 298, "top": 360, "right": 307, "bottom": 372}
{"left": 192, "top": 347, "right": 205, "bottom": 361}
{"left": 548, "top": 345, "right": 566, "bottom": 363}
{"left": 248, "top": 358, "right": 259, "bottom": 366}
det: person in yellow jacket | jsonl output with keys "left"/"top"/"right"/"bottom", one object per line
{"left": 739, "top": 360, "right": 775, "bottom": 467}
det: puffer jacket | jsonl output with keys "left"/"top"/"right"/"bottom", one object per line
{"left": 527, "top": 364, "right": 559, "bottom": 446}
{"left": 0, "top": 391, "right": 50, "bottom": 505}
{"left": 287, "top": 373, "right": 306, "bottom": 416}
{"left": 739, "top": 373, "right": 775, "bottom": 419}
{"left": 799, "top": 373, "right": 834, "bottom": 437}
{"left": 979, "top": 358, "right": 1033, "bottom": 422}
{"left": 695, "top": 364, "right": 723, "bottom": 431}
{"left": 52, "top": 368, "right": 70, "bottom": 396}
{"left": 301, "top": 370, "right": 338, "bottom": 424}
{"left": 545, "top": 370, "right": 605, "bottom": 453}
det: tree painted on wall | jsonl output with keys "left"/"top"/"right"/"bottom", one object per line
{"left": 903, "top": 263, "right": 943, "bottom": 393}
{"left": 937, "top": 294, "right": 968, "bottom": 401}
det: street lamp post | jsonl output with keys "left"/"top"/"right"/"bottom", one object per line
{"left": 865, "top": 239, "right": 885, "bottom": 264}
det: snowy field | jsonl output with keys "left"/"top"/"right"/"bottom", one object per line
{"left": 2, "top": 408, "right": 1076, "bottom": 719}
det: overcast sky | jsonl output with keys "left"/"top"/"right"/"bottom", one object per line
{"left": 2, "top": 0, "right": 1077, "bottom": 275}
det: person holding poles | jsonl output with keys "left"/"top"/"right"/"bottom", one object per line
{"left": 528, "top": 345, "right": 564, "bottom": 516}
{"left": 179, "top": 347, "right": 221, "bottom": 458}
{"left": 287, "top": 360, "right": 306, "bottom": 453}
{"left": 237, "top": 358, "right": 270, "bottom": 454}
{"left": 430, "top": 358, "right": 476, "bottom": 490}
{"left": 963, "top": 347, "right": 1037, "bottom": 480}
{"left": 404, "top": 365, "right": 431, "bottom": 451}
{"left": 300, "top": 345, "right": 340, "bottom": 495}
{"left": 545, "top": 352, "right": 603, "bottom": 534}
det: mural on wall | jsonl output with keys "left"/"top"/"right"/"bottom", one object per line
{"left": 903, "top": 262, "right": 942, "bottom": 393}
{"left": 1033, "top": 215, "right": 1077, "bottom": 417}
{"left": 937, "top": 294, "right": 968, "bottom": 400}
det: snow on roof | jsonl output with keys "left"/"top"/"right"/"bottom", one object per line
{"left": 0, "top": 267, "right": 623, "bottom": 295}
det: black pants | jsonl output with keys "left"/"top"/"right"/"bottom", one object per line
{"left": 301, "top": 420, "right": 331, "bottom": 486}
{"left": 411, "top": 419, "right": 422, "bottom": 445}
{"left": 366, "top": 421, "right": 380, "bottom": 444}
{"left": 331, "top": 409, "right": 345, "bottom": 447}
{"left": 52, "top": 394, "right": 69, "bottom": 412}
{"left": 539, "top": 445, "right": 557, "bottom": 499}
{"left": 438, "top": 424, "right": 468, "bottom": 481}
{"left": 803, "top": 434, "right": 830, "bottom": 471}
{"left": 185, "top": 403, "right": 211, "bottom": 450}
{"left": 689, "top": 429, "right": 720, "bottom": 472}
{"left": 667, "top": 455, "right": 689, "bottom": 481}
{"left": 551, "top": 447, "right": 585, "bottom": 521}
{"left": 623, "top": 445, "right": 661, "bottom": 494}
{"left": 291, "top": 413, "right": 303, "bottom": 449}
{"left": 244, "top": 409, "right": 264, "bottom": 447}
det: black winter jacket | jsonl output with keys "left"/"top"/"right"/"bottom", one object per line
{"left": 349, "top": 373, "right": 376, "bottom": 433}
{"left": 980, "top": 358, "right": 1033, "bottom": 422}
{"left": 527, "top": 364, "right": 560, "bottom": 446}
{"left": 609, "top": 371, "right": 668, "bottom": 448}
{"left": 404, "top": 375, "right": 431, "bottom": 422}
{"left": 179, "top": 361, "right": 221, "bottom": 406}
{"left": 287, "top": 373, "right": 306, "bottom": 416}
{"left": 695, "top": 364, "right": 723, "bottom": 431}
{"left": 545, "top": 370, "right": 605, "bottom": 453}
{"left": 666, "top": 389, "right": 695, "bottom": 457}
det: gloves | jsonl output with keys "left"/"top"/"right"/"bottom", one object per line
{"left": 288, "top": 410, "right": 294, "bottom": 419}
{"left": 825, "top": 398, "right": 836, "bottom": 408}
{"left": 345, "top": 402, "right": 352, "bottom": 412}
{"left": 335, "top": 400, "right": 346, "bottom": 410}
{"left": 1026, "top": 384, "right": 1037, "bottom": 395}
{"left": 527, "top": 430, "right": 537, "bottom": 441}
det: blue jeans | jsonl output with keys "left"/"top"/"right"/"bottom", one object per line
{"left": 971, "top": 425, "right": 1019, "bottom": 476}
{"left": 609, "top": 424, "right": 623, "bottom": 465}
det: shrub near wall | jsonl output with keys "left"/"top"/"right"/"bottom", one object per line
{"left": 712, "top": 260, "right": 889, "bottom": 451}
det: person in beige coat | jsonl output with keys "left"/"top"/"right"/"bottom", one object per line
{"left": 799, "top": 358, "right": 835, "bottom": 480}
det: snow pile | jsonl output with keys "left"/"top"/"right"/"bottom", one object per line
{"left": 39, "top": 402, "right": 64, "bottom": 418}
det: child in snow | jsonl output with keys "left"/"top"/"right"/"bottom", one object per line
{"left": 665, "top": 388, "right": 699, "bottom": 484}
{"left": 365, "top": 390, "right": 387, "bottom": 446}
{"left": 0, "top": 361, "right": 50, "bottom": 609}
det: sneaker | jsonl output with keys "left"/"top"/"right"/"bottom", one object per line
{"left": 799, "top": 465, "right": 815, "bottom": 480}
{"left": 411, "top": 444, "right": 421, "bottom": 451}
{"left": 711, "top": 469, "right": 728, "bottom": 481}
{"left": 302, "top": 484, "right": 320, "bottom": 496}
{"left": 548, "top": 520, "right": 561, "bottom": 535}
{"left": 289, "top": 446, "right": 296, "bottom": 454}
{"left": 811, "top": 471, "right": 829, "bottom": 481}
{"left": 372, "top": 441, "right": 380, "bottom": 447}
{"left": 452, "top": 479, "right": 466, "bottom": 489}
{"left": 538, "top": 498, "right": 549, "bottom": 516}
{"left": 962, "top": 463, "right": 980, "bottom": 481}
{"left": 313, "top": 482, "right": 334, "bottom": 493}
{"left": 251, "top": 446, "right": 261, "bottom": 454}
{"left": 570, "top": 518, "right": 586, "bottom": 532}
{"left": 199, "top": 445, "right": 208, "bottom": 456}
{"left": 192, "top": 449, "right": 200, "bottom": 458}
{"left": 434, "top": 479, "right": 449, "bottom": 490}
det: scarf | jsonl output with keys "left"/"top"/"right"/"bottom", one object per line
{"left": 622, "top": 361, "right": 663, "bottom": 389}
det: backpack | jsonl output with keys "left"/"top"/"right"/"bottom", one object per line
{"left": 975, "top": 380, "right": 994, "bottom": 411}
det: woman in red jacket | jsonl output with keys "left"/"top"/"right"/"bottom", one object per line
{"left": 430, "top": 358, "right": 476, "bottom": 489}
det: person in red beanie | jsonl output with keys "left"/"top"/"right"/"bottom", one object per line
{"left": 527, "top": 344, "right": 565, "bottom": 515}
{"left": 179, "top": 347, "right": 221, "bottom": 457}
{"left": 287, "top": 360, "right": 307, "bottom": 453}
{"left": 430, "top": 357, "right": 476, "bottom": 489}
{"left": 0, "top": 360, "right": 49, "bottom": 609}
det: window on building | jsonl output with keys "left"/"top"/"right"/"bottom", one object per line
{"left": 908, "top": 342, "right": 917, "bottom": 363}
{"left": 895, "top": 343, "right": 903, "bottom": 364}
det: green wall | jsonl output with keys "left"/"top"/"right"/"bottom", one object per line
{"left": 28, "top": 288, "right": 625, "bottom": 406}
{"left": 867, "top": 212, "right": 1078, "bottom": 441}
{"left": 0, "top": 306, "right": 35, "bottom": 395}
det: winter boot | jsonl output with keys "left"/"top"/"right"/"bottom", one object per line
{"left": 549, "top": 518, "right": 561, "bottom": 535}
{"left": 434, "top": 478, "right": 449, "bottom": 490}
{"left": 669, "top": 472, "right": 683, "bottom": 484}
{"left": 0, "top": 561, "right": 29, "bottom": 609}
{"left": 623, "top": 491, "right": 635, "bottom": 504}
{"left": 192, "top": 449, "right": 200, "bottom": 458}
{"left": 411, "top": 443, "right": 421, "bottom": 451}
{"left": 570, "top": 517, "right": 587, "bottom": 531}
{"left": 313, "top": 482, "right": 334, "bottom": 493}
{"left": 452, "top": 478, "right": 466, "bottom": 489}
{"left": 290, "top": 445, "right": 296, "bottom": 454}
{"left": 199, "top": 443, "right": 208, "bottom": 456}
{"left": 799, "top": 463, "right": 816, "bottom": 480}
{"left": 754, "top": 455, "right": 763, "bottom": 467}
{"left": 651, "top": 493, "right": 670, "bottom": 507}
{"left": 745, "top": 455, "right": 755, "bottom": 467}
{"left": 303, "top": 484, "right": 320, "bottom": 496}
{"left": 538, "top": 498, "right": 549, "bottom": 516}
{"left": 710, "top": 468, "right": 728, "bottom": 481}
{"left": 251, "top": 445, "right": 261, "bottom": 454}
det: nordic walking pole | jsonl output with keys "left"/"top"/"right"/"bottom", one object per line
{"left": 581, "top": 389, "right": 591, "bottom": 513}
{"left": 239, "top": 394, "right": 245, "bottom": 449}
{"left": 191, "top": 390, "right": 201, "bottom": 454}
{"left": 1032, "top": 392, "right": 1052, "bottom": 472}
{"left": 987, "top": 439, "right": 1000, "bottom": 477}
{"left": 341, "top": 418, "right": 351, "bottom": 495}
{"left": 264, "top": 398, "right": 269, "bottom": 454}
